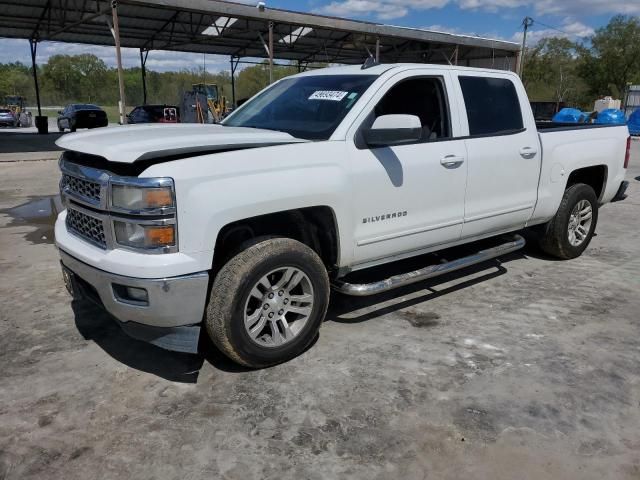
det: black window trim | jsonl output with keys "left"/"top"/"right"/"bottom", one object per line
{"left": 458, "top": 127, "right": 528, "bottom": 141}
{"left": 354, "top": 74, "right": 455, "bottom": 149}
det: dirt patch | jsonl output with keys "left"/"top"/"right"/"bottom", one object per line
{"left": 401, "top": 309, "right": 441, "bottom": 328}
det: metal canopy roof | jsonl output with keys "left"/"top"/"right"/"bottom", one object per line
{"left": 0, "top": 0, "right": 520, "bottom": 68}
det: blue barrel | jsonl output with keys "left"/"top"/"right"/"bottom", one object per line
{"left": 628, "top": 108, "right": 640, "bottom": 135}
{"left": 595, "top": 108, "right": 626, "bottom": 125}
{"left": 552, "top": 108, "right": 586, "bottom": 123}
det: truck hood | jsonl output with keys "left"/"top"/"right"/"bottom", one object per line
{"left": 55, "top": 123, "right": 308, "bottom": 163}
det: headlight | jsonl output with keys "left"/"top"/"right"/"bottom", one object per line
{"left": 111, "top": 183, "right": 174, "bottom": 212}
{"left": 113, "top": 221, "right": 176, "bottom": 251}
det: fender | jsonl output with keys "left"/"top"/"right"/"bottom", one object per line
{"left": 142, "top": 141, "right": 356, "bottom": 271}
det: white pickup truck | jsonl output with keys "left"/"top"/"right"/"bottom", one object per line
{"left": 55, "top": 63, "right": 631, "bottom": 367}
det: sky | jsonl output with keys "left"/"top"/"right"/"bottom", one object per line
{"left": 0, "top": 0, "right": 638, "bottom": 73}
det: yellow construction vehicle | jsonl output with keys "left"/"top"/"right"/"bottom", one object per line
{"left": 191, "top": 83, "right": 229, "bottom": 122}
{"left": 2, "top": 95, "right": 32, "bottom": 127}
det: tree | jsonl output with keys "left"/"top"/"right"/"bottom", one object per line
{"left": 74, "top": 54, "right": 108, "bottom": 103}
{"left": 0, "top": 62, "right": 34, "bottom": 100}
{"left": 523, "top": 37, "right": 589, "bottom": 107}
{"left": 578, "top": 15, "right": 640, "bottom": 98}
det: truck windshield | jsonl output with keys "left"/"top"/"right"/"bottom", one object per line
{"left": 222, "top": 75, "right": 377, "bottom": 140}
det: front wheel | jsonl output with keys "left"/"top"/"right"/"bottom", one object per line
{"left": 205, "top": 238, "right": 330, "bottom": 368}
{"left": 538, "top": 183, "right": 599, "bottom": 259}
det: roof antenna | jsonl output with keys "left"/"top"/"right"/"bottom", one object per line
{"left": 361, "top": 53, "right": 378, "bottom": 70}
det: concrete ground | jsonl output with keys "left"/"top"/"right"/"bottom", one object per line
{"left": 0, "top": 141, "right": 639, "bottom": 480}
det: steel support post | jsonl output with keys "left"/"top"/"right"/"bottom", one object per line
{"left": 28, "top": 38, "right": 42, "bottom": 117}
{"left": 140, "top": 49, "right": 149, "bottom": 105}
{"left": 268, "top": 21, "right": 274, "bottom": 84}
{"left": 112, "top": 1, "right": 127, "bottom": 124}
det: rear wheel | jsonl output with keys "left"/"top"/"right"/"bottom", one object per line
{"left": 538, "top": 183, "right": 598, "bottom": 259}
{"left": 205, "top": 238, "right": 330, "bottom": 368}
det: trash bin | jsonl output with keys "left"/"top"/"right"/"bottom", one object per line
{"left": 595, "top": 108, "right": 626, "bottom": 125}
{"left": 552, "top": 108, "right": 587, "bottom": 123}
{"left": 629, "top": 108, "right": 640, "bottom": 136}
{"left": 35, "top": 115, "right": 48, "bottom": 134}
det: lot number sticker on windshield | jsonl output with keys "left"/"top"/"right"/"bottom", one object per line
{"left": 309, "top": 91, "right": 349, "bottom": 101}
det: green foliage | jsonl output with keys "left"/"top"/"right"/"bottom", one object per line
{"left": 523, "top": 37, "right": 590, "bottom": 108}
{"left": 523, "top": 15, "right": 640, "bottom": 108}
{"left": 0, "top": 55, "right": 302, "bottom": 109}
{"left": 577, "top": 15, "right": 640, "bottom": 98}
{"left": 0, "top": 62, "right": 35, "bottom": 101}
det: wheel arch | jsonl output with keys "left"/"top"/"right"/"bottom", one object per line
{"left": 565, "top": 164, "right": 608, "bottom": 202}
{"left": 212, "top": 206, "right": 340, "bottom": 275}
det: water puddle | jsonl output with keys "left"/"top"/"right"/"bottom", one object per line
{"left": 0, "top": 195, "right": 63, "bottom": 245}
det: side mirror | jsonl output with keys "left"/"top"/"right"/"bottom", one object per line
{"left": 363, "top": 114, "right": 422, "bottom": 147}
{"left": 58, "top": 110, "right": 63, "bottom": 115}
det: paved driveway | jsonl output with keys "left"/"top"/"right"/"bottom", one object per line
{"left": 0, "top": 140, "right": 639, "bottom": 480}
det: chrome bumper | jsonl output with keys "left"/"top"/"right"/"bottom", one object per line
{"left": 59, "top": 249, "right": 209, "bottom": 329}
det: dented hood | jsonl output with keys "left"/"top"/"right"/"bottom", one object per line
{"left": 55, "top": 123, "right": 308, "bottom": 163}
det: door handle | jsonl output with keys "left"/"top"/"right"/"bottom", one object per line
{"left": 520, "top": 147, "right": 538, "bottom": 159}
{"left": 440, "top": 155, "right": 465, "bottom": 169}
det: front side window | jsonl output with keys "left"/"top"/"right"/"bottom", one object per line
{"left": 372, "top": 77, "right": 451, "bottom": 141}
{"left": 459, "top": 76, "right": 523, "bottom": 136}
{"left": 223, "top": 74, "right": 377, "bottom": 140}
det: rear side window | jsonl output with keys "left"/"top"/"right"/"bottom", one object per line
{"left": 459, "top": 76, "right": 523, "bottom": 136}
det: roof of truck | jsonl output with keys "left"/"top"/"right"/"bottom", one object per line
{"left": 296, "top": 63, "right": 519, "bottom": 77}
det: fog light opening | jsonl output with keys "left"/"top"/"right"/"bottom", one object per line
{"left": 113, "top": 284, "right": 149, "bottom": 306}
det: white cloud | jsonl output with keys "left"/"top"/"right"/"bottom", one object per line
{"left": 316, "top": 0, "right": 447, "bottom": 20}
{"left": 457, "top": 0, "right": 528, "bottom": 12}
{"left": 511, "top": 20, "right": 595, "bottom": 44}
{"left": 315, "top": 0, "right": 640, "bottom": 20}
{"left": 531, "top": 0, "right": 640, "bottom": 16}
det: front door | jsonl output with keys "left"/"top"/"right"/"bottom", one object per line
{"left": 348, "top": 71, "right": 468, "bottom": 266}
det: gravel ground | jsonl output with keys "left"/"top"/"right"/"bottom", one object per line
{"left": 0, "top": 141, "right": 639, "bottom": 480}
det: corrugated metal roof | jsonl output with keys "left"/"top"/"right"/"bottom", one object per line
{"left": 0, "top": 0, "right": 520, "bottom": 67}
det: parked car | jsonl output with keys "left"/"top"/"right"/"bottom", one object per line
{"left": 0, "top": 108, "right": 17, "bottom": 127}
{"left": 57, "top": 104, "right": 108, "bottom": 132}
{"left": 127, "top": 104, "right": 179, "bottom": 124}
{"left": 55, "top": 64, "right": 630, "bottom": 368}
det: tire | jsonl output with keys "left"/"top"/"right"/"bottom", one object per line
{"left": 205, "top": 237, "right": 330, "bottom": 368}
{"left": 538, "top": 183, "right": 599, "bottom": 259}
{"left": 58, "top": 122, "right": 64, "bottom": 133}
{"left": 70, "top": 124, "right": 77, "bottom": 133}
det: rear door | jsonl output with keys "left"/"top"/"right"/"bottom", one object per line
{"left": 452, "top": 73, "right": 541, "bottom": 238}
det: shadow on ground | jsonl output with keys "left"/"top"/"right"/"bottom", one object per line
{"left": 71, "top": 234, "right": 537, "bottom": 380}
{"left": 72, "top": 300, "right": 206, "bottom": 383}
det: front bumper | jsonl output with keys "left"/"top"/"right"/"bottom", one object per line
{"left": 60, "top": 249, "right": 209, "bottom": 353}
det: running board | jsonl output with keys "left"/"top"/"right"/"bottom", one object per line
{"left": 332, "top": 234, "right": 526, "bottom": 297}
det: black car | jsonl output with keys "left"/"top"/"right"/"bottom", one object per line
{"left": 57, "top": 104, "right": 108, "bottom": 132}
{"left": 127, "top": 104, "right": 179, "bottom": 124}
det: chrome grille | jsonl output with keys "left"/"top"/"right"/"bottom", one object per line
{"left": 61, "top": 174, "right": 101, "bottom": 204}
{"left": 66, "top": 208, "right": 107, "bottom": 249}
